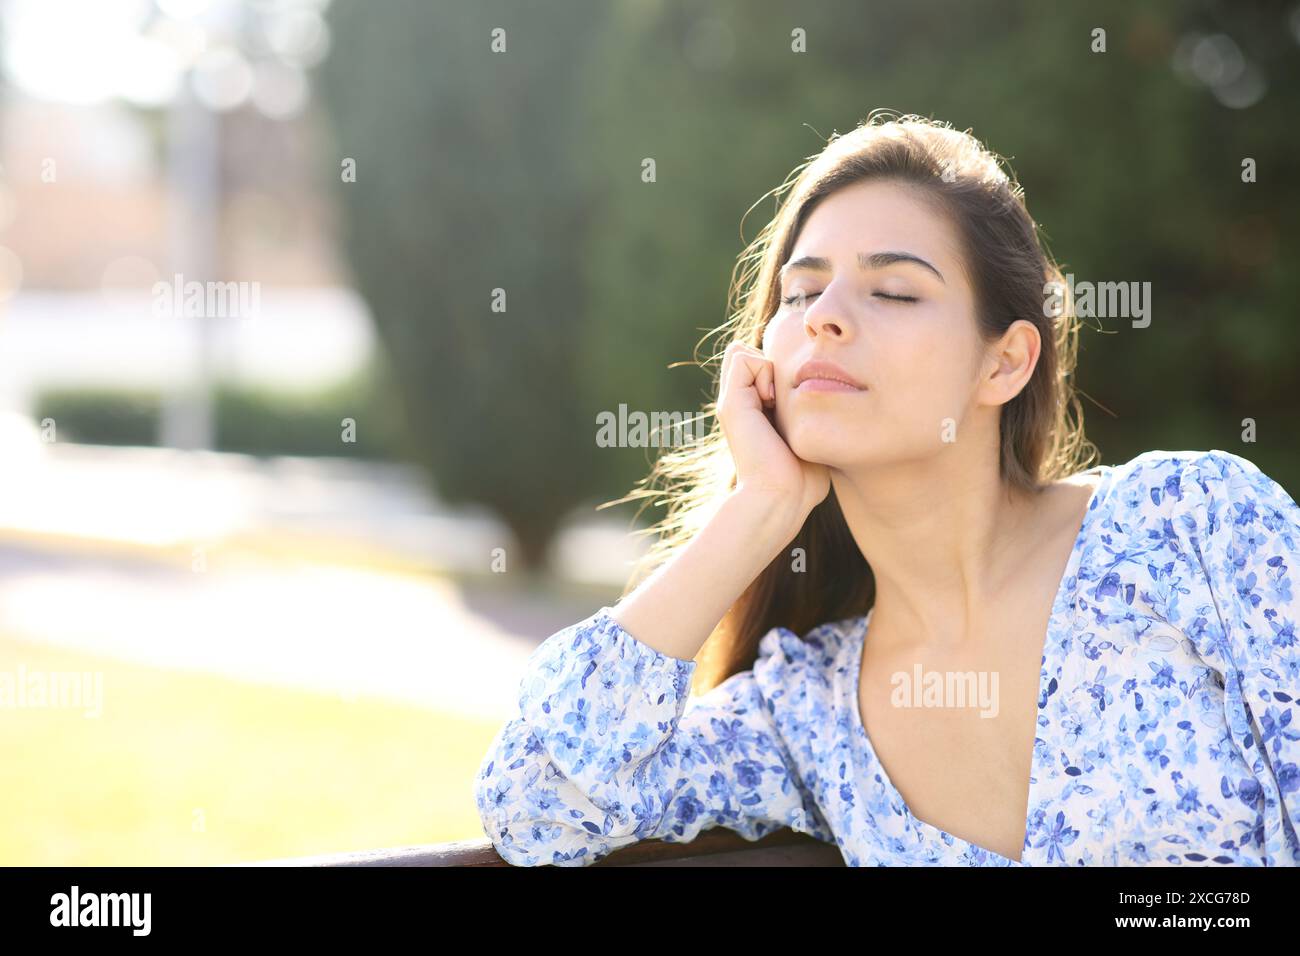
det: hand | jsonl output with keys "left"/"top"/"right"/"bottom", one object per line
{"left": 715, "top": 340, "right": 831, "bottom": 533}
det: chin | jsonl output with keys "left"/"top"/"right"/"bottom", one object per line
{"left": 785, "top": 428, "right": 851, "bottom": 467}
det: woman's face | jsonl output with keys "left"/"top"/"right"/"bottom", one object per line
{"left": 763, "top": 178, "right": 990, "bottom": 471}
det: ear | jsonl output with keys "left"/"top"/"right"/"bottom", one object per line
{"left": 977, "top": 320, "right": 1040, "bottom": 407}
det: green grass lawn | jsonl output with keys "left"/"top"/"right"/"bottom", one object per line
{"left": 0, "top": 632, "right": 504, "bottom": 865}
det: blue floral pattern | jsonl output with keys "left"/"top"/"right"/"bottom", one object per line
{"left": 475, "top": 449, "right": 1300, "bottom": 866}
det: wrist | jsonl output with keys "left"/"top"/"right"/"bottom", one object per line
{"left": 723, "top": 486, "right": 805, "bottom": 554}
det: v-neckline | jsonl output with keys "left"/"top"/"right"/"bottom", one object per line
{"left": 845, "top": 464, "right": 1114, "bottom": 865}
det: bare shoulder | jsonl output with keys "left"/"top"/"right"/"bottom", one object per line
{"left": 1038, "top": 467, "right": 1106, "bottom": 530}
{"left": 1053, "top": 464, "right": 1107, "bottom": 493}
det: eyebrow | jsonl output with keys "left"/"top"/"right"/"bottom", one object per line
{"left": 779, "top": 251, "right": 946, "bottom": 284}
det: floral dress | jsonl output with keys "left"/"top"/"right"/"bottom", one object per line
{"left": 475, "top": 449, "right": 1300, "bottom": 866}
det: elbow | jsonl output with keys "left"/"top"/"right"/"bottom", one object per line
{"left": 474, "top": 729, "right": 576, "bottom": 867}
{"left": 474, "top": 718, "right": 645, "bottom": 866}
{"left": 474, "top": 743, "right": 529, "bottom": 865}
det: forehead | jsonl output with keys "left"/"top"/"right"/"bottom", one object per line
{"left": 790, "top": 180, "right": 965, "bottom": 274}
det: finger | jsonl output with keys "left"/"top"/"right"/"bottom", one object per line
{"left": 727, "top": 350, "right": 767, "bottom": 404}
{"left": 733, "top": 344, "right": 775, "bottom": 404}
{"left": 755, "top": 360, "right": 774, "bottom": 405}
{"left": 718, "top": 341, "right": 748, "bottom": 400}
{"left": 720, "top": 342, "right": 758, "bottom": 400}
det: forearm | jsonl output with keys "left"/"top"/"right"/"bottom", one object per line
{"left": 608, "top": 490, "right": 798, "bottom": 662}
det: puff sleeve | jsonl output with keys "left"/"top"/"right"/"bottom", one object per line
{"left": 473, "top": 606, "right": 834, "bottom": 866}
{"left": 1176, "top": 449, "right": 1300, "bottom": 865}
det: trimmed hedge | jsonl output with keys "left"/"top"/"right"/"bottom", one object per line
{"left": 34, "top": 373, "right": 408, "bottom": 461}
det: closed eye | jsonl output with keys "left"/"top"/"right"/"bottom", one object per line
{"left": 781, "top": 291, "right": 820, "bottom": 306}
{"left": 780, "top": 291, "right": 918, "bottom": 305}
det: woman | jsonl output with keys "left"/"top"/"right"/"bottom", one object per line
{"left": 474, "top": 113, "right": 1300, "bottom": 866}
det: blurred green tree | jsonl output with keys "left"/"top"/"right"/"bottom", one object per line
{"left": 319, "top": 0, "right": 610, "bottom": 570}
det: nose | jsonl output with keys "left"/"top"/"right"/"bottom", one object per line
{"left": 803, "top": 283, "right": 852, "bottom": 340}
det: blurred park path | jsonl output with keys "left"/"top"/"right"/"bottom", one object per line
{"left": 0, "top": 432, "right": 644, "bottom": 724}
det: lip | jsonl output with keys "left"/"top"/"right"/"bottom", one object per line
{"left": 793, "top": 358, "right": 866, "bottom": 392}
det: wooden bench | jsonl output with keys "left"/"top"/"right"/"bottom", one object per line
{"left": 241, "top": 827, "right": 846, "bottom": 866}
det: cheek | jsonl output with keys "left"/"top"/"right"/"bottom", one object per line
{"left": 762, "top": 312, "right": 800, "bottom": 361}
{"left": 877, "top": 326, "right": 969, "bottom": 412}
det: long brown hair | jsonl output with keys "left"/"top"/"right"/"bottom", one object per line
{"left": 599, "top": 111, "right": 1098, "bottom": 695}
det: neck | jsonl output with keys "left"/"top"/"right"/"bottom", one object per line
{"left": 831, "top": 450, "right": 1041, "bottom": 650}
